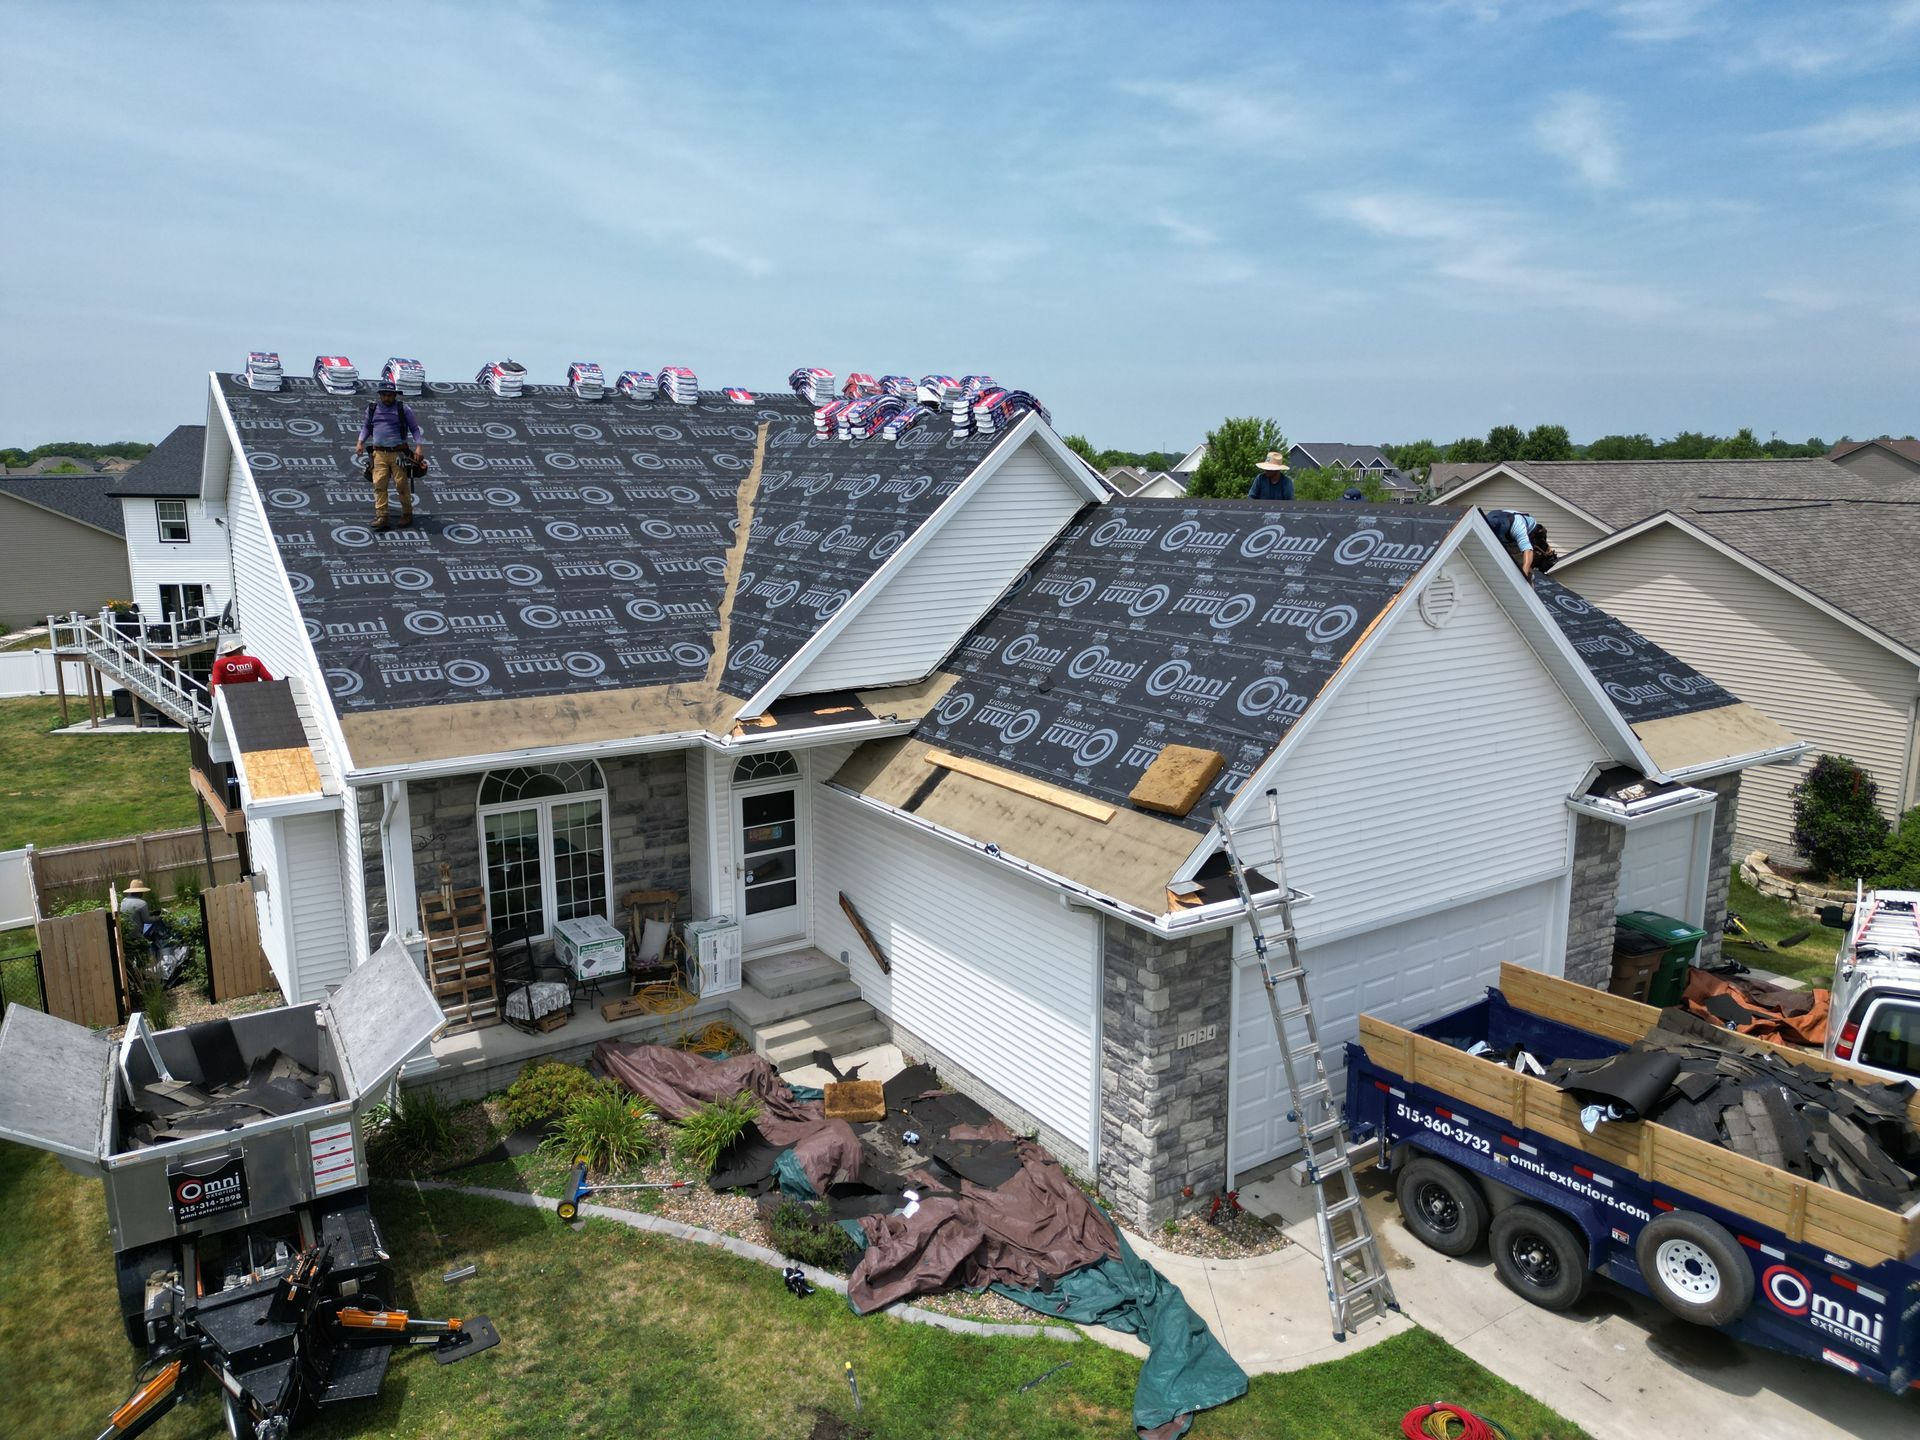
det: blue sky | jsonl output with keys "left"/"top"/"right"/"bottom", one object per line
{"left": 3, "top": 0, "right": 1917, "bottom": 450}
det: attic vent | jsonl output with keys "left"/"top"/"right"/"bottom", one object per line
{"left": 381, "top": 357, "right": 426, "bottom": 395}
{"left": 1419, "top": 571, "right": 1459, "bottom": 628}
{"left": 243, "top": 352, "right": 284, "bottom": 391}
{"left": 659, "top": 366, "right": 698, "bottom": 404}
{"left": 313, "top": 355, "right": 359, "bottom": 395}
{"left": 567, "top": 362, "right": 605, "bottom": 400}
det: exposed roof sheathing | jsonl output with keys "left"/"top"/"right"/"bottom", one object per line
{"left": 917, "top": 500, "right": 1461, "bottom": 831}
{"left": 219, "top": 375, "right": 1013, "bottom": 733}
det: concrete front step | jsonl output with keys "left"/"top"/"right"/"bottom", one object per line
{"left": 765, "top": 1018, "right": 892, "bottom": 1069}
{"left": 727, "top": 977, "right": 862, "bottom": 1032}
{"left": 742, "top": 950, "right": 845, "bottom": 999}
{"left": 754, "top": 999, "right": 875, "bottom": 1045}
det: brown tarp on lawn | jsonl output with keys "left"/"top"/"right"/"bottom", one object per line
{"left": 1680, "top": 968, "right": 1830, "bottom": 1047}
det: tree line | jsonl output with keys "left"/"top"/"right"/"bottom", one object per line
{"left": 1, "top": 439, "right": 157, "bottom": 471}
{"left": 1385, "top": 425, "right": 1835, "bottom": 473}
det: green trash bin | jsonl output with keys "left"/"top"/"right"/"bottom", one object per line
{"left": 1616, "top": 909, "right": 1708, "bottom": 1007}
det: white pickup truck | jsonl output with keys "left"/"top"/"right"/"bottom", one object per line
{"left": 1827, "top": 888, "right": 1920, "bottom": 1084}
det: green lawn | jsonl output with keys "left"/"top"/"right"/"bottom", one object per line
{"left": 0, "top": 697, "right": 199, "bottom": 850}
{"left": 1, "top": 629, "right": 49, "bottom": 652}
{"left": 0, "top": 1144, "right": 1585, "bottom": 1440}
{"left": 1724, "top": 873, "right": 1845, "bottom": 988}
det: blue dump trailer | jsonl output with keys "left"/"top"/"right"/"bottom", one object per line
{"left": 1345, "top": 963, "right": 1920, "bottom": 1394}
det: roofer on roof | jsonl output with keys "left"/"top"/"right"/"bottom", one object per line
{"left": 353, "top": 380, "right": 425, "bottom": 532}
{"left": 1249, "top": 450, "right": 1292, "bottom": 501}
{"left": 1486, "top": 508, "right": 1556, "bottom": 581}
{"left": 209, "top": 637, "right": 273, "bottom": 691}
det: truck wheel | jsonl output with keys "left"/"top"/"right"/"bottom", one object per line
{"left": 1489, "top": 1205, "right": 1590, "bottom": 1310}
{"left": 1634, "top": 1213, "right": 1753, "bottom": 1327}
{"left": 1396, "top": 1156, "right": 1489, "bottom": 1257}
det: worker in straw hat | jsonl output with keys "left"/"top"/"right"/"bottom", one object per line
{"left": 120, "top": 879, "right": 155, "bottom": 934}
{"left": 1250, "top": 450, "right": 1293, "bottom": 501}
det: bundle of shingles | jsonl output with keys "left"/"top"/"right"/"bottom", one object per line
{"left": 616, "top": 370, "right": 657, "bottom": 400}
{"left": 1547, "top": 1027, "right": 1920, "bottom": 1208}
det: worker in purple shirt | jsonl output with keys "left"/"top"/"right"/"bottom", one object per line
{"left": 353, "top": 381, "right": 425, "bottom": 531}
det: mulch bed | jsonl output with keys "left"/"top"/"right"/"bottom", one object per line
{"left": 1153, "top": 1211, "right": 1290, "bottom": 1260}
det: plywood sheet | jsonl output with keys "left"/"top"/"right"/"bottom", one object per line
{"left": 242, "top": 746, "right": 322, "bottom": 801}
{"left": 1632, "top": 702, "right": 1799, "bottom": 773}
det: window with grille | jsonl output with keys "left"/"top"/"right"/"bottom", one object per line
{"left": 733, "top": 751, "right": 798, "bottom": 783}
{"left": 476, "top": 762, "right": 608, "bottom": 938}
{"left": 156, "top": 500, "right": 190, "bottom": 543}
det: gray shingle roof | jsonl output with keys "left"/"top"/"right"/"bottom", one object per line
{"left": 1289, "top": 443, "right": 1414, "bottom": 491}
{"left": 0, "top": 471, "right": 125, "bottom": 536}
{"left": 1428, "top": 461, "right": 1493, "bottom": 494}
{"left": 109, "top": 425, "right": 205, "bottom": 497}
{"left": 1494, "top": 458, "right": 1873, "bottom": 530}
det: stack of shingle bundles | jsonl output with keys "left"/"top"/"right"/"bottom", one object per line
{"left": 381, "top": 358, "right": 426, "bottom": 395}
{"left": 660, "top": 366, "right": 698, "bottom": 404}
{"left": 879, "top": 375, "right": 916, "bottom": 399}
{"left": 723, "top": 387, "right": 755, "bottom": 404}
{"left": 313, "top": 355, "right": 360, "bottom": 394}
{"left": 476, "top": 359, "right": 528, "bottom": 397}
{"left": 947, "top": 386, "right": 977, "bottom": 433}
{"left": 616, "top": 370, "right": 658, "bottom": 400}
{"left": 844, "top": 395, "right": 903, "bottom": 438}
{"left": 567, "top": 361, "right": 605, "bottom": 400}
{"left": 917, "top": 374, "right": 961, "bottom": 406}
{"left": 880, "top": 402, "right": 935, "bottom": 440}
{"left": 790, "top": 367, "right": 835, "bottom": 403}
{"left": 976, "top": 388, "right": 1050, "bottom": 432}
{"left": 244, "top": 352, "right": 284, "bottom": 391}
{"left": 842, "top": 372, "right": 880, "bottom": 398}
{"left": 1548, "top": 1027, "right": 1920, "bottom": 1208}
{"left": 814, "top": 400, "right": 853, "bottom": 439}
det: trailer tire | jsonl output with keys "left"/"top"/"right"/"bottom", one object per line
{"left": 1396, "top": 1156, "right": 1489, "bottom": 1257}
{"left": 1489, "top": 1205, "right": 1590, "bottom": 1310}
{"left": 1634, "top": 1212, "right": 1752, "bottom": 1327}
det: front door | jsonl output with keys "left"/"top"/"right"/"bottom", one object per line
{"left": 736, "top": 782, "right": 804, "bottom": 951}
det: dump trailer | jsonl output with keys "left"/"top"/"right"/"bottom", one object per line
{"left": 1346, "top": 963, "right": 1920, "bottom": 1394}
{"left": 0, "top": 936, "right": 496, "bottom": 1437}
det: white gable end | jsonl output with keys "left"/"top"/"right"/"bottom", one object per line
{"left": 781, "top": 431, "right": 1092, "bottom": 697}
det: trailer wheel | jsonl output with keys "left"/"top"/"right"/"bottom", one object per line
{"left": 1489, "top": 1205, "right": 1590, "bottom": 1310}
{"left": 1634, "top": 1213, "right": 1752, "bottom": 1327}
{"left": 1396, "top": 1156, "right": 1489, "bottom": 1257}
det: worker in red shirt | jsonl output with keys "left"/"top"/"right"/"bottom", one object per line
{"left": 208, "top": 641, "right": 273, "bottom": 692}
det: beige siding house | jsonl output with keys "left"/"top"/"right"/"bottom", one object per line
{"left": 1828, "top": 438, "right": 1920, "bottom": 486}
{"left": 1438, "top": 469, "right": 1611, "bottom": 551}
{"left": 0, "top": 478, "right": 130, "bottom": 628}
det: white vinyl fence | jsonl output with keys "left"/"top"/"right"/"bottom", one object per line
{"left": 0, "top": 648, "right": 86, "bottom": 699}
{"left": 0, "top": 847, "right": 34, "bottom": 930}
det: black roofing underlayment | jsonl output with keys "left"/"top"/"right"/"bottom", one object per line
{"left": 219, "top": 375, "right": 1011, "bottom": 714}
{"left": 1532, "top": 575, "right": 1736, "bottom": 723}
{"left": 920, "top": 501, "right": 1459, "bottom": 829}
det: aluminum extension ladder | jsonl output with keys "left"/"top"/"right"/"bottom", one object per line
{"left": 1212, "top": 794, "right": 1399, "bottom": 1341}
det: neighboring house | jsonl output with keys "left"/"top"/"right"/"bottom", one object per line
{"left": 1438, "top": 459, "right": 1914, "bottom": 855}
{"left": 1101, "top": 464, "right": 1186, "bottom": 498}
{"left": 4, "top": 454, "right": 100, "bottom": 476}
{"left": 1427, "top": 460, "right": 1494, "bottom": 496}
{"left": 1828, "top": 437, "right": 1920, "bottom": 485}
{"left": 1286, "top": 443, "right": 1417, "bottom": 500}
{"left": 110, "top": 425, "right": 229, "bottom": 626}
{"left": 181, "top": 367, "right": 1795, "bottom": 1232}
{"left": 0, "top": 470, "right": 130, "bottom": 627}
{"left": 1170, "top": 442, "right": 1207, "bottom": 478}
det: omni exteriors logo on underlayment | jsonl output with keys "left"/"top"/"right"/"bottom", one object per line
{"left": 1762, "top": 1264, "right": 1884, "bottom": 1350}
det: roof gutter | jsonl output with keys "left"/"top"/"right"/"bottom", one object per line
{"left": 1651, "top": 740, "right": 1809, "bottom": 785}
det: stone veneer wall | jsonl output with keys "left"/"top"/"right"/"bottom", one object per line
{"left": 363, "top": 753, "right": 691, "bottom": 949}
{"left": 1694, "top": 773, "right": 1740, "bottom": 969}
{"left": 1097, "top": 915, "right": 1233, "bottom": 1231}
{"left": 1564, "top": 813, "right": 1625, "bottom": 988}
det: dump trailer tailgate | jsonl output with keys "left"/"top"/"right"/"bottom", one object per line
{"left": 0, "top": 1004, "right": 113, "bottom": 1171}
{"left": 323, "top": 933, "right": 446, "bottom": 1104}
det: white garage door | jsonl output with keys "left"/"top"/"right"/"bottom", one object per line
{"left": 1617, "top": 812, "right": 1708, "bottom": 925}
{"left": 1229, "top": 876, "right": 1564, "bottom": 1180}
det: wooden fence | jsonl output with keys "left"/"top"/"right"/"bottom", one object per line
{"left": 36, "top": 908, "right": 122, "bottom": 1027}
{"left": 203, "top": 880, "right": 275, "bottom": 1002}
{"left": 30, "top": 826, "right": 242, "bottom": 913}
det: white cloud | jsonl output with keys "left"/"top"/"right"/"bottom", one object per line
{"left": 1151, "top": 210, "right": 1216, "bottom": 247}
{"left": 1604, "top": 0, "right": 1716, "bottom": 42}
{"left": 1118, "top": 80, "right": 1317, "bottom": 147}
{"left": 1533, "top": 92, "right": 1624, "bottom": 188}
{"left": 1788, "top": 103, "right": 1920, "bottom": 151}
{"left": 1761, "top": 286, "right": 1850, "bottom": 314}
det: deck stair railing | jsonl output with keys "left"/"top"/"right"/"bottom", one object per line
{"left": 47, "top": 609, "right": 216, "bottom": 734}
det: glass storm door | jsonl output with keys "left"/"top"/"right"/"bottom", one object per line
{"left": 736, "top": 784, "right": 803, "bottom": 950}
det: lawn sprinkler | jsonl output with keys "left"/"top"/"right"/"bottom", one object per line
{"left": 557, "top": 1156, "right": 695, "bottom": 1221}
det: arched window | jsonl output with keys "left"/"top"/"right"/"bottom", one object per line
{"left": 733, "top": 751, "right": 799, "bottom": 784}
{"left": 477, "top": 762, "right": 609, "bottom": 938}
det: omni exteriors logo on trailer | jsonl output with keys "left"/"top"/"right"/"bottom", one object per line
{"left": 1762, "top": 1264, "right": 1884, "bottom": 1350}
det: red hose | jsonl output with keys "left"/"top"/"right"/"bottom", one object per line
{"left": 1402, "top": 1402, "right": 1506, "bottom": 1440}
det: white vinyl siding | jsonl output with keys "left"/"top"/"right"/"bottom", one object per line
{"left": 1562, "top": 526, "right": 1920, "bottom": 852}
{"left": 784, "top": 440, "right": 1088, "bottom": 696}
{"left": 1444, "top": 474, "right": 1609, "bottom": 553}
{"left": 812, "top": 786, "right": 1100, "bottom": 1163}
{"left": 283, "top": 811, "right": 354, "bottom": 1001}
{"left": 121, "top": 495, "right": 232, "bottom": 621}
{"left": 251, "top": 814, "right": 290, "bottom": 997}
{"left": 1234, "top": 560, "right": 1601, "bottom": 947}
{"left": 226, "top": 450, "right": 313, "bottom": 685}
{"left": 1617, "top": 810, "right": 1711, "bottom": 925}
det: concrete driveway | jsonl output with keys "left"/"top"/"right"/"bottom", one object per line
{"left": 1239, "top": 1168, "right": 1915, "bottom": 1440}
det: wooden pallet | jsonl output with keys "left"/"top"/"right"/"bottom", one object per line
{"left": 420, "top": 875, "right": 499, "bottom": 1031}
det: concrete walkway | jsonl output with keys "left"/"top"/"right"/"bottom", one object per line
{"left": 1236, "top": 1167, "right": 1915, "bottom": 1440}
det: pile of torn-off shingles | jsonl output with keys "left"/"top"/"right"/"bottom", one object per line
{"left": 128, "top": 1051, "right": 336, "bottom": 1147}
{"left": 1548, "top": 1024, "right": 1920, "bottom": 1209}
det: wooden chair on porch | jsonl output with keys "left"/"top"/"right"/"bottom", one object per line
{"left": 622, "top": 888, "right": 686, "bottom": 997}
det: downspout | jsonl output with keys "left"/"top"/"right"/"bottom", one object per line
{"left": 378, "top": 780, "right": 407, "bottom": 948}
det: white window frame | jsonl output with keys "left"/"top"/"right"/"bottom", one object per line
{"left": 156, "top": 499, "right": 190, "bottom": 543}
{"left": 475, "top": 766, "right": 613, "bottom": 942}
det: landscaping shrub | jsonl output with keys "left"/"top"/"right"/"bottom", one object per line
{"left": 671, "top": 1090, "right": 760, "bottom": 1172}
{"left": 369, "top": 1088, "right": 456, "bottom": 1169}
{"left": 1790, "top": 754, "right": 1891, "bottom": 879}
{"left": 1870, "top": 807, "right": 1920, "bottom": 890}
{"left": 502, "top": 1061, "right": 601, "bottom": 1128}
{"left": 545, "top": 1087, "right": 655, "bottom": 1175}
{"left": 767, "top": 1200, "right": 859, "bottom": 1273}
